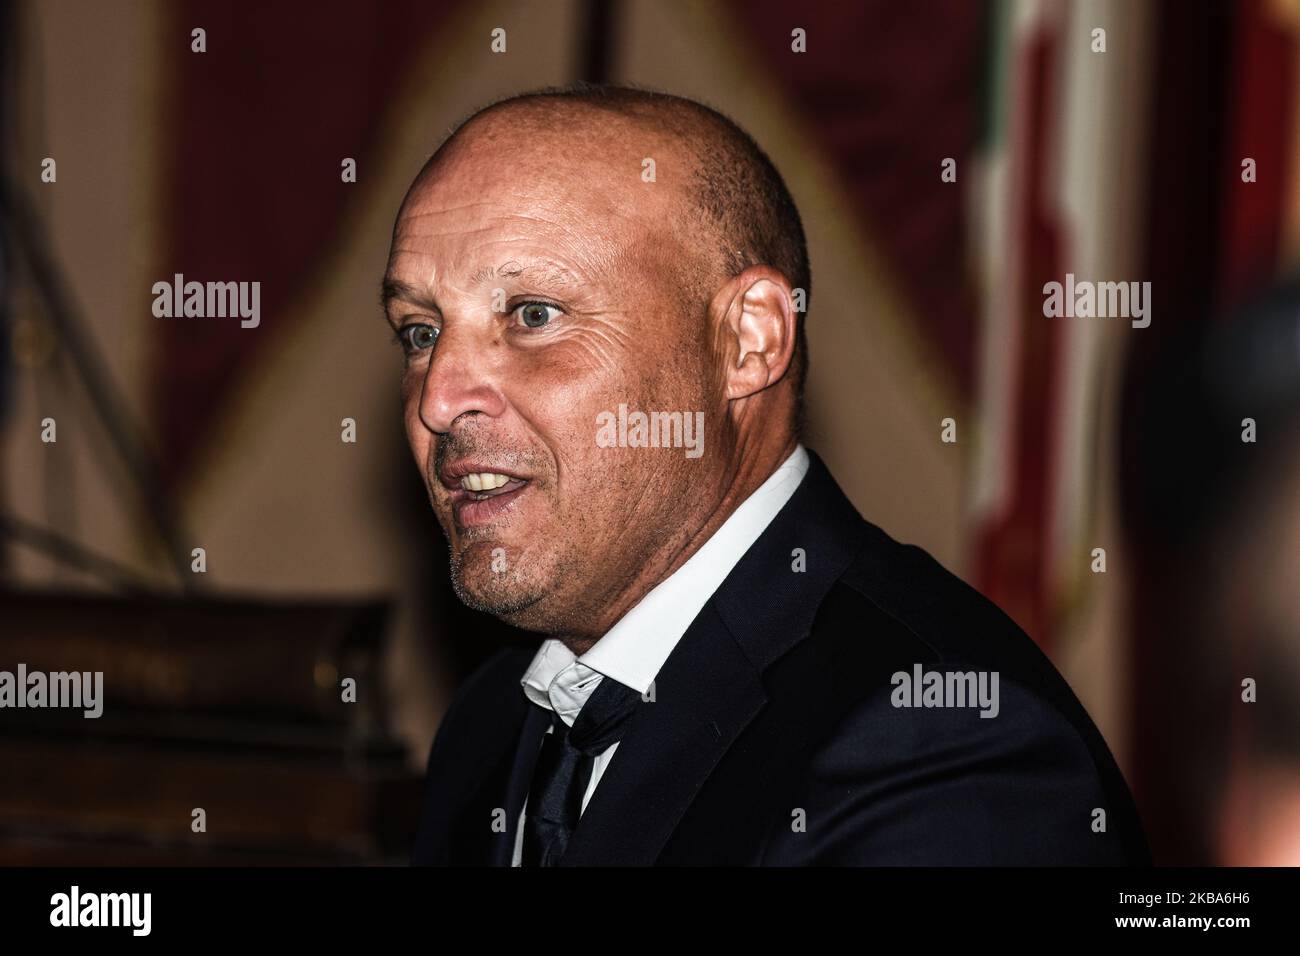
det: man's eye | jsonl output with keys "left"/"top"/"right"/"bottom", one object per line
{"left": 515, "top": 302, "right": 560, "bottom": 329}
{"left": 397, "top": 323, "right": 439, "bottom": 354}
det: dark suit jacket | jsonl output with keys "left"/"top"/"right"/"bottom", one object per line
{"left": 412, "top": 451, "right": 1151, "bottom": 865}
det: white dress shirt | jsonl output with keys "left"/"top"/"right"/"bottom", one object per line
{"left": 511, "top": 443, "right": 810, "bottom": 865}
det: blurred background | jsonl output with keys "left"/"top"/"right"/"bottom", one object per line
{"left": 1, "top": 0, "right": 1297, "bottom": 865}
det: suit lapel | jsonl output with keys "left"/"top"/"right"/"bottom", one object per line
{"left": 558, "top": 602, "right": 768, "bottom": 865}
{"left": 487, "top": 701, "right": 550, "bottom": 865}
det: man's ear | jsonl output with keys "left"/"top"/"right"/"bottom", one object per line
{"left": 714, "top": 265, "right": 798, "bottom": 401}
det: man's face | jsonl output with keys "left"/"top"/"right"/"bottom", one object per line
{"left": 384, "top": 113, "right": 725, "bottom": 636}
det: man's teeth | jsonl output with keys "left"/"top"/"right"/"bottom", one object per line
{"left": 460, "top": 472, "right": 512, "bottom": 492}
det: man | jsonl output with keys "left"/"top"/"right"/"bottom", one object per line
{"left": 390, "top": 83, "right": 1149, "bottom": 865}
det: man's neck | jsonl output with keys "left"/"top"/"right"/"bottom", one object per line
{"left": 557, "top": 434, "right": 800, "bottom": 656}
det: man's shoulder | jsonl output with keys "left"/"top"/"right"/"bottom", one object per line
{"left": 800, "top": 516, "right": 1113, "bottom": 753}
{"left": 757, "top": 517, "right": 1150, "bottom": 863}
{"left": 831, "top": 519, "right": 1069, "bottom": 688}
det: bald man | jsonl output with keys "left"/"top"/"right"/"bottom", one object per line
{"left": 389, "top": 83, "right": 1149, "bottom": 866}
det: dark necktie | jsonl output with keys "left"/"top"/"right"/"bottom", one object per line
{"left": 520, "top": 674, "right": 644, "bottom": 866}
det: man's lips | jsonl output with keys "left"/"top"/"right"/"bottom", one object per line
{"left": 438, "top": 461, "right": 532, "bottom": 528}
{"left": 449, "top": 479, "right": 530, "bottom": 528}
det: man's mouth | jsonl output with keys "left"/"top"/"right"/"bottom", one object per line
{"left": 458, "top": 472, "right": 517, "bottom": 494}
{"left": 439, "top": 464, "right": 532, "bottom": 527}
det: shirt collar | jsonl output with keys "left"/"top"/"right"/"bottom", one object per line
{"left": 520, "top": 444, "right": 810, "bottom": 711}
{"left": 519, "top": 639, "right": 608, "bottom": 726}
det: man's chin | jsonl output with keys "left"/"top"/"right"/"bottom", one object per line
{"left": 448, "top": 560, "right": 547, "bottom": 624}
{"left": 446, "top": 533, "right": 582, "bottom": 631}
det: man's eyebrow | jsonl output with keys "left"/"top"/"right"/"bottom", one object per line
{"left": 469, "top": 260, "right": 580, "bottom": 288}
{"left": 380, "top": 277, "right": 438, "bottom": 313}
{"left": 380, "top": 260, "right": 580, "bottom": 313}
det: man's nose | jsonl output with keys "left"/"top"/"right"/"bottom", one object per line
{"left": 415, "top": 326, "right": 507, "bottom": 433}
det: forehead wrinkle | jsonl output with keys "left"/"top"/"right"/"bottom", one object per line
{"left": 389, "top": 244, "right": 585, "bottom": 293}
{"left": 478, "top": 228, "right": 623, "bottom": 290}
{"left": 395, "top": 213, "right": 589, "bottom": 267}
{"left": 403, "top": 190, "right": 607, "bottom": 229}
{"left": 405, "top": 181, "right": 635, "bottom": 244}
{"left": 398, "top": 200, "right": 498, "bottom": 220}
{"left": 392, "top": 187, "right": 664, "bottom": 308}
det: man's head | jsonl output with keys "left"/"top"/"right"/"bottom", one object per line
{"left": 382, "top": 83, "right": 810, "bottom": 644}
